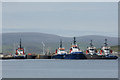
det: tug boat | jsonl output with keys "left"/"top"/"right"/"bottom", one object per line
{"left": 64, "top": 37, "right": 87, "bottom": 59}
{"left": 14, "top": 39, "right": 26, "bottom": 59}
{"left": 85, "top": 40, "right": 101, "bottom": 59}
{"left": 52, "top": 40, "right": 67, "bottom": 59}
{"left": 99, "top": 39, "right": 118, "bottom": 59}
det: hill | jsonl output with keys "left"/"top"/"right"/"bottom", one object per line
{"left": 111, "top": 45, "right": 120, "bottom": 52}
{"left": 2, "top": 32, "right": 118, "bottom": 54}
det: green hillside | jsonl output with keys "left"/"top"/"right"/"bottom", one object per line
{"left": 111, "top": 45, "right": 120, "bottom": 52}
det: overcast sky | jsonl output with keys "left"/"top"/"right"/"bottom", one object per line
{"left": 2, "top": 2, "right": 118, "bottom": 37}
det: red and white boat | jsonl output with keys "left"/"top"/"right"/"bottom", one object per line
{"left": 86, "top": 40, "right": 98, "bottom": 55}
{"left": 14, "top": 39, "right": 26, "bottom": 59}
{"left": 99, "top": 39, "right": 112, "bottom": 56}
{"left": 52, "top": 40, "right": 67, "bottom": 59}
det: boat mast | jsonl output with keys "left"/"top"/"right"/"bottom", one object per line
{"left": 90, "top": 40, "right": 93, "bottom": 47}
{"left": 104, "top": 39, "right": 108, "bottom": 47}
{"left": 60, "top": 40, "right": 62, "bottom": 48}
{"left": 73, "top": 37, "right": 76, "bottom": 45}
{"left": 20, "top": 38, "right": 22, "bottom": 48}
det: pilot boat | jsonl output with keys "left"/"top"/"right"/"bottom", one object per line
{"left": 14, "top": 38, "right": 26, "bottom": 59}
{"left": 64, "top": 37, "right": 86, "bottom": 59}
{"left": 99, "top": 39, "right": 118, "bottom": 59}
{"left": 52, "top": 40, "right": 67, "bottom": 59}
{"left": 85, "top": 40, "right": 101, "bottom": 59}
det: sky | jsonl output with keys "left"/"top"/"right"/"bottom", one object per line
{"left": 2, "top": 2, "right": 118, "bottom": 37}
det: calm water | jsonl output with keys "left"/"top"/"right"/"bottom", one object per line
{"left": 2, "top": 59, "right": 118, "bottom": 78}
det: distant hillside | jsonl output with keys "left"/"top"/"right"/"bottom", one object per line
{"left": 2, "top": 32, "right": 118, "bottom": 54}
{"left": 111, "top": 45, "right": 120, "bottom": 52}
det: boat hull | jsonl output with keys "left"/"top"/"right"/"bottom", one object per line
{"left": 85, "top": 54, "right": 118, "bottom": 59}
{"left": 14, "top": 55, "right": 26, "bottom": 59}
{"left": 100, "top": 55, "right": 118, "bottom": 59}
{"left": 52, "top": 55, "right": 64, "bottom": 59}
{"left": 52, "top": 54, "right": 118, "bottom": 59}
{"left": 64, "top": 54, "right": 87, "bottom": 59}
{"left": 85, "top": 54, "right": 102, "bottom": 59}
{"left": 26, "top": 55, "right": 37, "bottom": 59}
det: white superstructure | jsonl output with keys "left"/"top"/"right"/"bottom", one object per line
{"left": 100, "top": 39, "right": 112, "bottom": 56}
{"left": 55, "top": 40, "right": 67, "bottom": 55}
{"left": 69, "top": 37, "right": 83, "bottom": 54}
{"left": 86, "top": 40, "right": 97, "bottom": 55}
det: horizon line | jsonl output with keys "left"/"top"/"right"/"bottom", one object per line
{"left": 2, "top": 32, "right": 118, "bottom": 38}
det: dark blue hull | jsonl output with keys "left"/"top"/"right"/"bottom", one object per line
{"left": 52, "top": 55, "right": 64, "bottom": 59}
{"left": 51, "top": 54, "right": 118, "bottom": 59}
{"left": 64, "top": 54, "right": 87, "bottom": 59}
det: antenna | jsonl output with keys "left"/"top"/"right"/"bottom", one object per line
{"left": 20, "top": 38, "right": 22, "bottom": 48}
{"left": 73, "top": 37, "right": 76, "bottom": 45}
{"left": 104, "top": 39, "right": 108, "bottom": 46}
{"left": 60, "top": 39, "right": 62, "bottom": 48}
{"left": 78, "top": 43, "right": 80, "bottom": 49}
{"left": 90, "top": 40, "right": 93, "bottom": 47}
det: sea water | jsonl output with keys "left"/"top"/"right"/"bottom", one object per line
{"left": 2, "top": 59, "right": 118, "bottom": 78}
